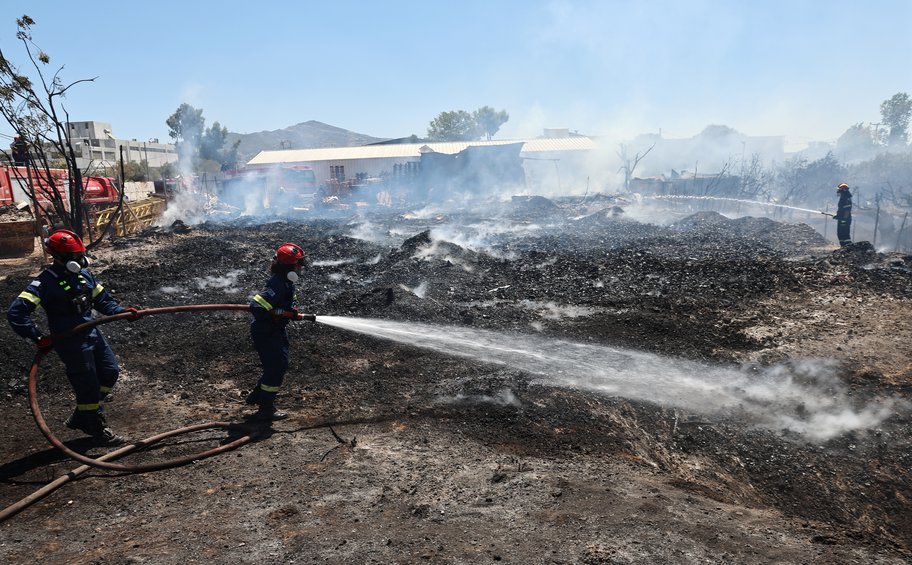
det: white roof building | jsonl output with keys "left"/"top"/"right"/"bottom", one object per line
{"left": 245, "top": 136, "right": 597, "bottom": 189}
{"left": 246, "top": 137, "right": 595, "bottom": 167}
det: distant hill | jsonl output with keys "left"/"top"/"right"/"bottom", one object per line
{"left": 227, "top": 120, "right": 388, "bottom": 164}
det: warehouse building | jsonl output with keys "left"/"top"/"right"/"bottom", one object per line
{"left": 245, "top": 130, "right": 596, "bottom": 192}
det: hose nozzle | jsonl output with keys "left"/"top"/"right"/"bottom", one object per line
{"left": 298, "top": 313, "right": 316, "bottom": 322}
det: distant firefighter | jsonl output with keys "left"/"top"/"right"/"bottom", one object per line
{"left": 10, "top": 135, "right": 29, "bottom": 166}
{"left": 834, "top": 183, "right": 853, "bottom": 247}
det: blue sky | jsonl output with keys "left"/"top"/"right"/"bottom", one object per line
{"left": 1, "top": 1, "right": 910, "bottom": 145}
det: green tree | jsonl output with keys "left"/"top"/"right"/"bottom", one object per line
{"left": 880, "top": 92, "right": 912, "bottom": 146}
{"left": 427, "top": 110, "right": 478, "bottom": 141}
{"left": 158, "top": 161, "right": 177, "bottom": 179}
{"left": 200, "top": 121, "right": 240, "bottom": 171}
{"left": 166, "top": 105, "right": 238, "bottom": 171}
{"left": 199, "top": 121, "right": 226, "bottom": 162}
{"left": 119, "top": 160, "right": 146, "bottom": 182}
{"left": 473, "top": 106, "right": 509, "bottom": 140}
{"left": 427, "top": 107, "right": 511, "bottom": 141}
{"left": 166, "top": 103, "right": 205, "bottom": 167}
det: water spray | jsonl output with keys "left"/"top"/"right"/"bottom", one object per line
{"left": 643, "top": 194, "right": 834, "bottom": 216}
{"left": 315, "top": 316, "right": 899, "bottom": 442}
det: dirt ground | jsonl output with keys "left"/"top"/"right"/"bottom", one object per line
{"left": 1, "top": 198, "right": 911, "bottom": 564}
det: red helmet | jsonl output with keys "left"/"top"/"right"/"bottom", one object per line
{"left": 45, "top": 229, "right": 86, "bottom": 255}
{"left": 274, "top": 243, "right": 306, "bottom": 265}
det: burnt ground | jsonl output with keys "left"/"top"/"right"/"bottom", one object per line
{"left": 1, "top": 198, "right": 911, "bottom": 564}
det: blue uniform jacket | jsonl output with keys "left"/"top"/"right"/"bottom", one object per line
{"left": 835, "top": 190, "right": 853, "bottom": 222}
{"left": 7, "top": 264, "right": 125, "bottom": 342}
{"left": 250, "top": 273, "right": 296, "bottom": 335}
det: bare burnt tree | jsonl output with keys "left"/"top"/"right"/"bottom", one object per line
{"left": 738, "top": 153, "right": 773, "bottom": 201}
{"left": 617, "top": 142, "right": 655, "bottom": 192}
{"left": 700, "top": 160, "right": 734, "bottom": 196}
{"left": 776, "top": 156, "right": 810, "bottom": 206}
{"left": 0, "top": 15, "right": 96, "bottom": 236}
{"left": 880, "top": 181, "right": 912, "bottom": 209}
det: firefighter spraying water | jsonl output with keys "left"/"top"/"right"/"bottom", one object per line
{"left": 246, "top": 243, "right": 316, "bottom": 420}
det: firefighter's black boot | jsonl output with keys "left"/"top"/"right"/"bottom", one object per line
{"left": 253, "top": 407, "right": 288, "bottom": 421}
{"left": 65, "top": 408, "right": 93, "bottom": 432}
{"left": 93, "top": 411, "right": 126, "bottom": 446}
{"left": 66, "top": 409, "right": 124, "bottom": 446}
{"left": 252, "top": 391, "right": 287, "bottom": 421}
{"left": 245, "top": 385, "right": 261, "bottom": 405}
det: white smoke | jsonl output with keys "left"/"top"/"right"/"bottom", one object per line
{"left": 518, "top": 300, "right": 600, "bottom": 320}
{"left": 156, "top": 188, "right": 210, "bottom": 226}
{"left": 398, "top": 281, "right": 428, "bottom": 298}
{"left": 436, "top": 388, "right": 521, "bottom": 408}
{"left": 158, "top": 269, "right": 245, "bottom": 295}
{"left": 348, "top": 220, "right": 392, "bottom": 244}
{"left": 312, "top": 258, "right": 357, "bottom": 267}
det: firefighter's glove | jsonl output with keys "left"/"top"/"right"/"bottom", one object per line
{"left": 272, "top": 308, "right": 298, "bottom": 322}
{"left": 124, "top": 307, "right": 141, "bottom": 322}
{"left": 36, "top": 336, "right": 53, "bottom": 351}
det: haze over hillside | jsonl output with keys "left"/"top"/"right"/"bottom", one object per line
{"left": 227, "top": 120, "right": 388, "bottom": 163}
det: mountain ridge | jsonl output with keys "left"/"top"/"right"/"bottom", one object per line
{"left": 227, "top": 120, "right": 388, "bottom": 163}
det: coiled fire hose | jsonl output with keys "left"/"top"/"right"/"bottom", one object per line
{"left": 1, "top": 304, "right": 313, "bottom": 521}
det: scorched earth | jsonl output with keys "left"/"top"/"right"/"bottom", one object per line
{"left": 1, "top": 197, "right": 911, "bottom": 564}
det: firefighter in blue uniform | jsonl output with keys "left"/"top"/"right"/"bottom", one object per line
{"left": 834, "top": 182, "right": 853, "bottom": 247}
{"left": 10, "top": 135, "right": 29, "bottom": 166}
{"left": 7, "top": 229, "right": 139, "bottom": 445}
{"left": 246, "top": 243, "right": 310, "bottom": 420}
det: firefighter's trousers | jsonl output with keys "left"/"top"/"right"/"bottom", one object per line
{"left": 837, "top": 220, "right": 851, "bottom": 247}
{"left": 251, "top": 330, "right": 290, "bottom": 405}
{"left": 54, "top": 332, "right": 119, "bottom": 408}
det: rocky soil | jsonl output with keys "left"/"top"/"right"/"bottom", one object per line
{"left": 0, "top": 204, "right": 33, "bottom": 223}
{"left": 1, "top": 197, "right": 911, "bottom": 564}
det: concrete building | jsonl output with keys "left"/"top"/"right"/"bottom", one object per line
{"left": 57, "top": 121, "right": 178, "bottom": 174}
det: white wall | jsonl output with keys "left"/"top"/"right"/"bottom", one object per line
{"left": 123, "top": 181, "right": 155, "bottom": 201}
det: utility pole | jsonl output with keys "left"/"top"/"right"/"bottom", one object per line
{"left": 143, "top": 141, "right": 149, "bottom": 179}
{"left": 896, "top": 212, "right": 908, "bottom": 253}
{"left": 872, "top": 194, "right": 881, "bottom": 248}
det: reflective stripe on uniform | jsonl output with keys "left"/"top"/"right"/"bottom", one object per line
{"left": 259, "top": 383, "right": 280, "bottom": 393}
{"left": 252, "top": 294, "right": 274, "bottom": 311}
{"left": 18, "top": 291, "right": 41, "bottom": 306}
{"left": 92, "top": 284, "right": 104, "bottom": 298}
{"left": 76, "top": 403, "right": 100, "bottom": 411}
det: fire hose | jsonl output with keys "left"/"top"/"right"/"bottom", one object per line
{"left": 2, "top": 304, "right": 315, "bottom": 521}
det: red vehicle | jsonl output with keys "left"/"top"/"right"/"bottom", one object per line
{"left": 0, "top": 166, "right": 66, "bottom": 207}
{"left": 82, "top": 176, "right": 120, "bottom": 205}
{"left": 0, "top": 165, "right": 120, "bottom": 209}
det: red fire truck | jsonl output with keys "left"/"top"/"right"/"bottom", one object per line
{"left": 0, "top": 165, "right": 120, "bottom": 208}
